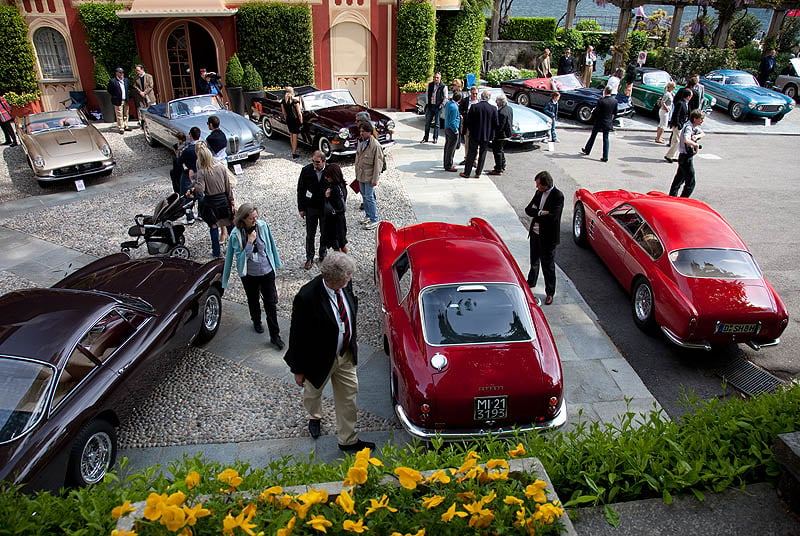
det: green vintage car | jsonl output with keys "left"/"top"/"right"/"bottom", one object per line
{"left": 592, "top": 67, "right": 715, "bottom": 115}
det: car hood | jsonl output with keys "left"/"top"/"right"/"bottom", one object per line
{"left": 679, "top": 277, "right": 778, "bottom": 316}
{"left": 507, "top": 104, "right": 550, "bottom": 130}
{"left": 170, "top": 111, "right": 261, "bottom": 143}
{"left": 27, "top": 128, "right": 105, "bottom": 161}
{"left": 729, "top": 86, "right": 792, "bottom": 104}
{"left": 313, "top": 105, "right": 392, "bottom": 128}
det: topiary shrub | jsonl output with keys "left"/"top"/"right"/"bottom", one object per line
{"left": 93, "top": 62, "right": 111, "bottom": 90}
{"left": 556, "top": 27, "right": 584, "bottom": 53}
{"left": 500, "top": 17, "right": 557, "bottom": 41}
{"left": 397, "top": 0, "right": 435, "bottom": 86}
{"left": 434, "top": 0, "right": 488, "bottom": 82}
{"left": 78, "top": 2, "right": 136, "bottom": 77}
{"left": 651, "top": 47, "right": 737, "bottom": 82}
{"left": 576, "top": 19, "right": 602, "bottom": 32}
{"left": 242, "top": 62, "right": 263, "bottom": 91}
{"left": 225, "top": 54, "right": 244, "bottom": 87}
{"left": 0, "top": 5, "right": 39, "bottom": 97}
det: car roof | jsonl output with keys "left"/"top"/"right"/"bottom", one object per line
{"left": 406, "top": 237, "right": 519, "bottom": 289}
{"left": 706, "top": 70, "right": 750, "bottom": 77}
{"left": 0, "top": 289, "right": 115, "bottom": 364}
{"left": 626, "top": 196, "right": 747, "bottom": 252}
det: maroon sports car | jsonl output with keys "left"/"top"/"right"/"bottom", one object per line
{"left": 375, "top": 218, "right": 565, "bottom": 440}
{"left": 0, "top": 254, "right": 223, "bottom": 491}
{"left": 573, "top": 190, "right": 789, "bottom": 350}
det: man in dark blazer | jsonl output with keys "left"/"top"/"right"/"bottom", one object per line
{"left": 107, "top": 67, "right": 131, "bottom": 134}
{"left": 580, "top": 86, "right": 617, "bottom": 162}
{"left": 489, "top": 94, "right": 513, "bottom": 175}
{"left": 525, "top": 170, "right": 564, "bottom": 305}
{"left": 297, "top": 150, "right": 328, "bottom": 270}
{"left": 284, "top": 252, "right": 376, "bottom": 452}
{"left": 421, "top": 72, "right": 448, "bottom": 144}
{"left": 460, "top": 89, "right": 497, "bottom": 178}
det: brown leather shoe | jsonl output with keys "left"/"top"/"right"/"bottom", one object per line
{"left": 303, "top": 259, "right": 313, "bottom": 270}
{"left": 544, "top": 295, "right": 554, "bottom": 305}
{"left": 445, "top": 167, "right": 458, "bottom": 172}
{"left": 459, "top": 172, "right": 468, "bottom": 178}
{"left": 487, "top": 170, "right": 502, "bottom": 176}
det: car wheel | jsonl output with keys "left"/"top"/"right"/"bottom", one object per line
{"left": 247, "top": 152, "right": 260, "bottom": 162}
{"left": 771, "top": 113, "right": 785, "bottom": 124}
{"left": 783, "top": 84, "right": 797, "bottom": 100}
{"left": 729, "top": 102, "right": 744, "bottom": 121}
{"left": 260, "top": 117, "right": 274, "bottom": 138}
{"left": 631, "top": 277, "right": 656, "bottom": 331}
{"left": 66, "top": 419, "right": 116, "bottom": 487}
{"left": 142, "top": 122, "right": 159, "bottom": 147}
{"left": 195, "top": 287, "right": 222, "bottom": 344}
{"left": 168, "top": 245, "right": 190, "bottom": 259}
{"left": 572, "top": 202, "right": 588, "bottom": 247}
{"left": 383, "top": 334, "right": 390, "bottom": 356}
{"left": 317, "top": 136, "right": 332, "bottom": 159}
{"left": 516, "top": 92, "right": 530, "bottom": 107}
{"left": 576, "top": 104, "right": 593, "bottom": 123}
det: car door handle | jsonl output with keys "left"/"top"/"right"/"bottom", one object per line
{"left": 118, "top": 361, "right": 134, "bottom": 374}
{"left": 381, "top": 305, "right": 387, "bottom": 314}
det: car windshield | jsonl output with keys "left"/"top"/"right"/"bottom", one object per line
{"left": 169, "top": 95, "right": 222, "bottom": 118}
{"left": 726, "top": 73, "right": 758, "bottom": 86}
{"left": 669, "top": 248, "right": 762, "bottom": 279}
{"left": 302, "top": 90, "right": 356, "bottom": 111}
{"left": 420, "top": 283, "right": 534, "bottom": 345}
{"left": 643, "top": 71, "right": 672, "bottom": 86}
{"left": 552, "top": 74, "right": 583, "bottom": 90}
{"left": 0, "top": 357, "right": 54, "bottom": 443}
{"left": 26, "top": 111, "right": 86, "bottom": 134}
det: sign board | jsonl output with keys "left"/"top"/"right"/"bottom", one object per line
{"left": 74, "top": 180, "right": 86, "bottom": 192}
{"left": 233, "top": 163, "right": 243, "bottom": 175}
{"left": 637, "top": 51, "right": 647, "bottom": 65}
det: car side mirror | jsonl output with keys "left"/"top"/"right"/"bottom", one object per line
{"left": 224, "top": 101, "right": 230, "bottom": 110}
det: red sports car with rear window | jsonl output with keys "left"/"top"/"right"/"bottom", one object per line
{"left": 375, "top": 218, "right": 565, "bottom": 441}
{"left": 572, "top": 189, "right": 789, "bottom": 350}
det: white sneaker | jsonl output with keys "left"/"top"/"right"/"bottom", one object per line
{"left": 358, "top": 216, "right": 370, "bottom": 225}
{"left": 363, "top": 220, "right": 379, "bottom": 230}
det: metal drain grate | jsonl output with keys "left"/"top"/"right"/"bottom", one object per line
{"left": 716, "top": 357, "right": 784, "bottom": 396}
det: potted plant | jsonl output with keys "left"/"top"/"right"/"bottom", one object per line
{"left": 225, "top": 54, "right": 246, "bottom": 116}
{"left": 241, "top": 62, "right": 265, "bottom": 116}
{"left": 4, "top": 90, "right": 42, "bottom": 118}
{"left": 400, "top": 81, "right": 427, "bottom": 112}
{"left": 92, "top": 62, "right": 116, "bottom": 123}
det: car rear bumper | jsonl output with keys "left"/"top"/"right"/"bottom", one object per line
{"left": 660, "top": 325, "right": 781, "bottom": 351}
{"left": 394, "top": 399, "right": 567, "bottom": 441}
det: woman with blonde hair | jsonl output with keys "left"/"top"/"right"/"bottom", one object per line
{"left": 192, "top": 141, "right": 235, "bottom": 257}
{"left": 282, "top": 86, "right": 303, "bottom": 158}
{"left": 655, "top": 80, "right": 676, "bottom": 144}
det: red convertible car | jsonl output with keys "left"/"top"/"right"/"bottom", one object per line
{"left": 572, "top": 190, "right": 789, "bottom": 350}
{"left": 375, "top": 219, "right": 565, "bottom": 440}
{"left": 0, "top": 254, "right": 223, "bottom": 491}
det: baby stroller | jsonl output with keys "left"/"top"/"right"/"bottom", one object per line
{"left": 120, "top": 192, "right": 193, "bottom": 258}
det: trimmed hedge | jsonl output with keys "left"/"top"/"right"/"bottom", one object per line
{"left": 0, "top": 5, "right": 38, "bottom": 97}
{"left": 500, "top": 17, "right": 557, "bottom": 41}
{"left": 77, "top": 2, "right": 137, "bottom": 87}
{"left": 651, "top": 47, "right": 737, "bottom": 82}
{"left": 242, "top": 62, "right": 263, "bottom": 91}
{"left": 225, "top": 53, "right": 244, "bottom": 88}
{"left": 236, "top": 2, "right": 314, "bottom": 88}
{"left": 434, "top": 0, "right": 487, "bottom": 82}
{"left": 397, "top": 0, "right": 435, "bottom": 86}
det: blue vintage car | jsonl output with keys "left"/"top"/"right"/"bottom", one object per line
{"left": 140, "top": 95, "right": 266, "bottom": 163}
{"left": 701, "top": 70, "right": 794, "bottom": 122}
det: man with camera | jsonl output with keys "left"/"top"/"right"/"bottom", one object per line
{"left": 669, "top": 109, "right": 705, "bottom": 198}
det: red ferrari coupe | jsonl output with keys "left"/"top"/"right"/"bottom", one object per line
{"left": 572, "top": 190, "right": 789, "bottom": 350}
{"left": 375, "top": 218, "right": 565, "bottom": 440}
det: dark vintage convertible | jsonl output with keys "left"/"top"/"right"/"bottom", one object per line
{"left": 501, "top": 73, "right": 635, "bottom": 124}
{"left": 0, "top": 254, "right": 224, "bottom": 491}
{"left": 250, "top": 86, "right": 395, "bottom": 158}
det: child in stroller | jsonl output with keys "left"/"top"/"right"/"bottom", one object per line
{"left": 121, "top": 192, "right": 194, "bottom": 258}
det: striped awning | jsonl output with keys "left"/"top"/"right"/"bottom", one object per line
{"left": 117, "top": 0, "right": 237, "bottom": 18}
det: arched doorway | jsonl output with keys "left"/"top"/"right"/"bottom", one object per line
{"left": 331, "top": 21, "right": 370, "bottom": 105}
{"left": 165, "top": 22, "right": 218, "bottom": 98}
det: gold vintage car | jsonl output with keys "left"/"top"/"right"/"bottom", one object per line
{"left": 16, "top": 110, "right": 115, "bottom": 185}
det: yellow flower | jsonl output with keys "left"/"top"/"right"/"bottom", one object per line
{"left": 178, "top": 528, "right": 193, "bottom": 536}
{"left": 144, "top": 493, "right": 168, "bottom": 521}
{"left": 259, "top": 486, "right": 284, "bottom": 503}
{"left": 455, "top": 491, "right": 475, "bottom": 502}
{"left": 524, "top": 480, "right": 548, "bottom": 503}
{"left": 335, "top": 489, "right": 356, "bottom": 514}
{"left": 441, "top": 502, "right": 468, "bottom": 522}
{"left": 534, "top": 502, "right": 564, "bottom": 524}
{"left": 504, "top": 495, "right": 524, "bottom": 506}
{"left": 426, "top": 469, "right": 451, "bottom": 484}
{"left": 486, "top": 459, "right": 509, "bottom": 470}
{"left": 513, "top": 506, "right": 528, "bottom": 528}
{"left": 459, "top": 465, "right": 484, "bottom": 482}
{"left": 364, "top": 494, "right": 397, "bottom": 516}
{"left": 508, "top": 443, "right": 526, "bottom": 458}
{"left": 354, "top": 448, "right": 383, "bottom": 467}
{"left": 481, "top": 490, "right": 497, "bottom": 505}
{"left": 455, "top": 451, "right": 480, "bottom": 474}
{"left": 276, "top": 516, "right": 296, "bottom": 536}
{"left": 343, "top": 518, "right": 368, "bottom": 533}
{"left": 468, "top": 509, "right": 495, "bottom": 529}
{"left": 218, "top": 468, "right": 243, "bottom": 488}
{"left": 110, "top": 530, "right": 137, "bottom": 536}
{"left": 167, "top": 491, "right": 187, "bottom": 506}
{"left": 394, "top": 467, "right": 423, "bottom": 490}
{"left": 485, "top": 460, "right": 509, "bottom": 481}
{"left": 183, "top": 503, "right": 211, "bottom": 526}
{"left": 298, "top": 488, "right": 329, "bottom": 506}
{"left": 343, "top": 466, "right": 368, "bottom": 487}
{"left": 277, "top": 495, "right": 295, "bottom": 509}
{"left": 222, "top": 508, "right": 258, "bottom": 536}
{"left": 421, "top": 495, "right": 445, "bottom": 510}
{"left": 111, "top": 499, "right": 136, "bottom": 519}
{"left": 389, "top": 531, "right": 425, "bottom": 536}
{"left": 160, "top": 504, "right": 187, "bottom": 532}
{"left": 306, "top": 514, "right": 333, "bottom": 533}
{"left": 185, "top": 471, "right": 200, "bottom": 490}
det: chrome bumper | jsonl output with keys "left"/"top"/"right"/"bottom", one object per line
{"left": 37, "top": 161, "right": 115, "bottom": 181}
{"left": 660, "top": 326, "right": 712, "bottom": 351}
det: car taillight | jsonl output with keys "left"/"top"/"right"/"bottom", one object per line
{"left": 547, "top": 396, "right": 559, "bottom": 415}
{"left": 420, "top": 403, "right": 430, "bottom": 421}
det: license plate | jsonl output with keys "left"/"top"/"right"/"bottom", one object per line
{"left": 474, "top": 396, "right": 507, "bottom": 421}
{"left": 716, "top": 323, "right": 758, "bottom": 334}
{"left": 227, "top": 153, "right": 247, "bottom": 162}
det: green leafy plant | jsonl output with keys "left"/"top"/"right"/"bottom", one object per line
{"left": 500, "top": 17, "right": 557, "bottom": 41}
{"left": 729, "top": 12, "right": 761, "bottom": 48}
{"left": 556, "top": 27, "right": 585, "bottom": 53}
{"left": 651, "top": 46, "right": 737, "bottom": 82}
{"left": 93, "top": 62, "right": 111, "bottom": 90}
{"left": 225, "top": 53, "right": 244, "bottom": 88}
{"left": 2, "top": 90, "right": 41, "bottom": 107}
{"left": 0, "top": 5, "right": 38, "bottom": 97}
{"left": 434, "top": 0, "right": 490, "bottom": 81}
{"left": 241, "top": 62, "right": 264, "bottom": 91}
{"left": 627, "top": 30, "right": 650, "bottom": 60}
{"left": 485, "top": 65, "right": 520, "bottom": 86}
{"left": 400, "top": 81, "right": 427, "bottom": 93}
{"left": 398, "top": 0, "right": 435, "bottom": 86}
{"left": 776, "top": 17, "right": 800, "bottom": 53}
{"left": 77, "top": 2, "right": 137, "bottom": 83}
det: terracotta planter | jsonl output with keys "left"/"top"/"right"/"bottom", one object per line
{"left": 400, "top": 91, "right": 423, "bottom": 112}
{"left": 11, "top": 99, "right": 43, "bottom": 119}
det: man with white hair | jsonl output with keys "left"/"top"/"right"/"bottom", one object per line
{"left": 460, "top": 89, "right": 497, "bottom": 178}
{"left": 489, "top": 94, "right": 513, "bottom": 175}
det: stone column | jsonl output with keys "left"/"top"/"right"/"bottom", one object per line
{"left": 612, "top": 4, "right": 633, "bottom": 71}
{"left": 565, "top": 0, "right": 577, "bottom": 29}
{"left": 668, "top": 5, "right": 684, "bottom": 48}
{"left": 766, "top": 9, "right": 786, "bottom": 41}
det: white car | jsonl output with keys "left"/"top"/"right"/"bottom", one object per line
{"left": 774, "top": 57, "right": 800, "bottom": 101}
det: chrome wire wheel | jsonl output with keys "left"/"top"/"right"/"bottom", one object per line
{"left": 203, "top": 292, "right": 221, "bottom": 333}
{"left": 632, "top": 278, "right": 655, "bottom": 331}
{"left": 80, "top": 430, "right": 113, "bottom": 485}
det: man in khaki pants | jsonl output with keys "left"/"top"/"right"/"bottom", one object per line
{"left": 107, "top": 67, "right": 131, "bottom": 134}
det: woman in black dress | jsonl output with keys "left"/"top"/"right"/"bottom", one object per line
{"left": 322, "top": 163, "right": 348, "bottom": 254}
{"left": 281, "top": 86, "right": 303, "bottom": 158}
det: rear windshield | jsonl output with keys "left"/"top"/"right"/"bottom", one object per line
{"left": 669, "top": 248, "right": 761, "bottom": 279}
{"left": 420, "top": 283, "right": 534, "bottom": 345}
{"left": 0, "top": 357, "right": 54, "bottom": 443}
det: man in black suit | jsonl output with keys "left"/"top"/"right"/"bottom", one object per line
{"left": 284, "top": 252, "right": 376, "bottom": 452}
{"left": 525, "top": 171, "right": 564, "bottom": 305}
{"left": 206, "top": 115, "right": 227, "bottom": 161}
{"left": 580, "top": 86, "right": 617, "bottom": 162}
{"left": 297, "top": 151, "right": 328, "bottom": 270}
{"left": 107, "top": 67, "right": 131, "bottom": 134}
{"left": 421, "top": 72, "right": 448, "bottom": 143}
{"left": 196, "top": 67, "right": 211, "bottom": 95}
{"left": 489, "top": 94, "right": 513, "bottom": 175}
{"left": 557, "top": 48, "right": 575, "bottom": 76}
{"left": 460, "top": 89, "right": 497, "bottom": 178}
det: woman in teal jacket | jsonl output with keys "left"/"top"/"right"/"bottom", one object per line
{"left": 222, "top": 203, "right": 284, "bottom": 349}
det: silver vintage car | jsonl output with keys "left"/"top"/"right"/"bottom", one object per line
{"left": 774, "top": 57, "right": 800, "bottom": 101}
{"left": 139, "top": 94, "right": 266, "bottom": 163}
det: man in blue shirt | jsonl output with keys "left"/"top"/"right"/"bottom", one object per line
{"left": 442, "top": 91, "right": 462, "bottom": 172}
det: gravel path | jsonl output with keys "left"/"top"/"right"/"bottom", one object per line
{"left": 0, "top": 128, "right": 416, "bottom": 447}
